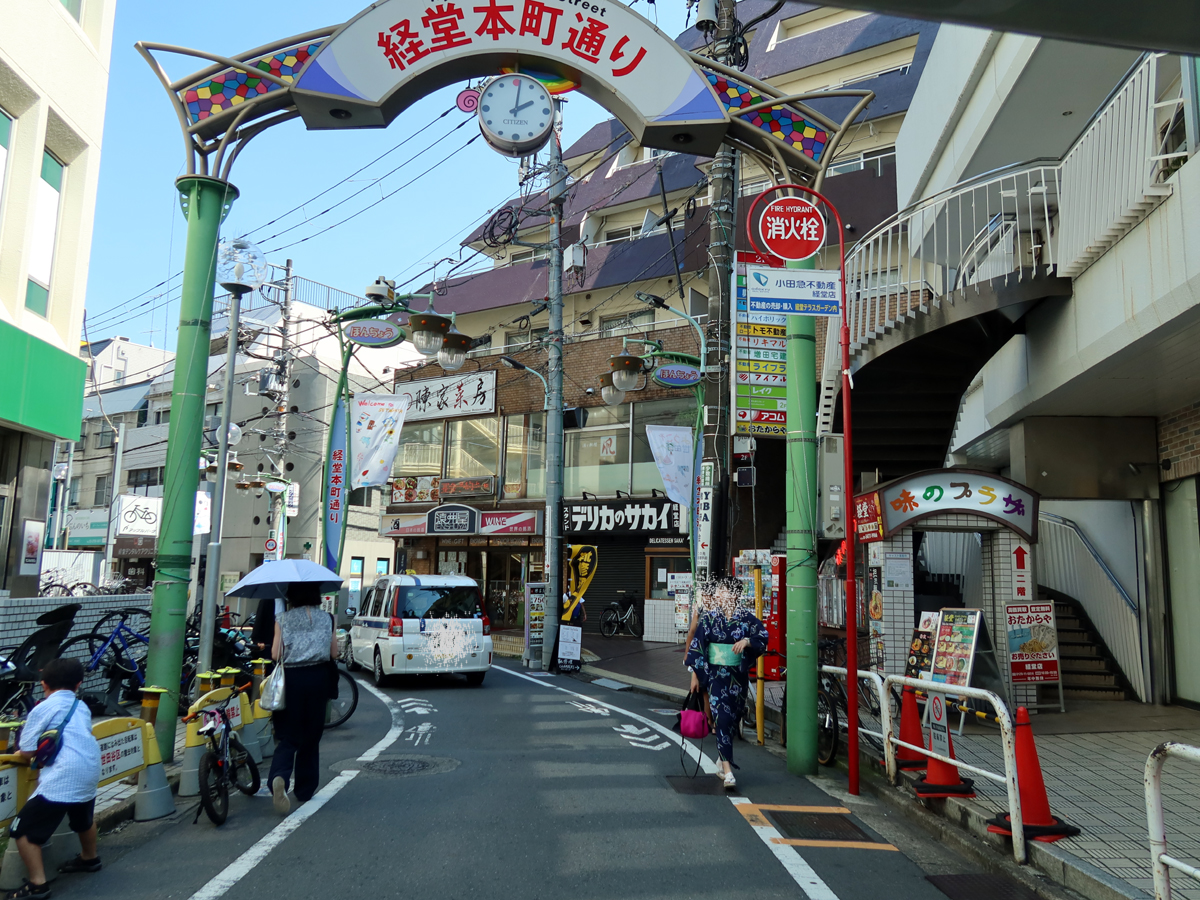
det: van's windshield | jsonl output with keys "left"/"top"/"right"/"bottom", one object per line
{"left": 394, "top": 585, "right": 482, "bottom": 619}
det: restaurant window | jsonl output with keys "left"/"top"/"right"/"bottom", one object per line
{"left": 565, "top": 405, "right": 631, "bottom": 496}
{"left": 394, "top": 421, "right": 444, "bottom": 475}
{"left": 445, "top": 417, "right": 499, "bottom": 479}
{"left": 503, "top": 413, "right": 547, "bottom": 499}
{"left": 632, "top": 397, "right": 698, "bottom": 494}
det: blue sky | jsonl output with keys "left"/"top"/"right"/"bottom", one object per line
{"left": 84, "top": 0, "right": 691, "bottom": 349}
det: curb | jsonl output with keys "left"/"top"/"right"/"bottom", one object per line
{"left": 578, "top": 666, "right": 687, "bottom": 703}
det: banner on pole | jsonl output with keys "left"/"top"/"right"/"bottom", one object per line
{"left": 564, "top": 545, "right": 598, "bottom": 622}
{"left": 644, "top": 425, "right": 694, "bottom": 510}
{"left": 350, "top": 394, "right": 409, "bottom": 489}
{"left": 323, "top": 393, "right": 348, "bottom": 571}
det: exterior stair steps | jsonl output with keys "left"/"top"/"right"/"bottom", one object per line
{"left": 1040, "top": 593, "right": 1131, "bottom": 703}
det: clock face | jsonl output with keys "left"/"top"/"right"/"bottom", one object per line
{"left": 477, "top": 75, "right": 555, "bottom": 158}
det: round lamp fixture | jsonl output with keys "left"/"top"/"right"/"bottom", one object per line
{"left": 438, "top": 328, "right": 472, "bottom": 372}
{"left": 235, "top": 479, "right": 251, "bottom": 493}
{"left": 409, "top": 311, "right": 453, "bottom": 356}
{"left": 599, "top": 372, "right": 625, "bottom": 406}
{"left": 608, "top": 349, "right": 642, "bottom": 392}
{"left": 216, "top": 237, "right": 268, "bottom": 296}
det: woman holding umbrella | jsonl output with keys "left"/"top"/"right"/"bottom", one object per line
{"left": 225, "top": 561, "right": 341, "bottom": 815}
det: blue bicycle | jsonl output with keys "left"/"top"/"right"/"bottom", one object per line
{"left": 58, "top": 607, "right": 151, "bottom": 713}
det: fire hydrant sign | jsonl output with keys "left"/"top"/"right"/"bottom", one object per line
{"left": 98, "top": 727, "right": 144, "bottom": 785}
{"left": 1005, "top": 602, "right": 1061, "bottom": 684}
{"left": 757, "top": 196, "right": 826, "bottom": 260}
{"left": 745, "top": 265, "right": 842, "bottom": 317}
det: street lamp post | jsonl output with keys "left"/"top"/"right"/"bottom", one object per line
{"left": 198, "top": 238, "right": 267, "bottom": 675}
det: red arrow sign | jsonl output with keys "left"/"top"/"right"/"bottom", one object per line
{"left": 1013, "top": 546, "right": 1028, "bottom": 569}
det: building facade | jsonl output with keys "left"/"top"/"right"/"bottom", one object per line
{"left": 0, "top": 0, "right": 116, "bottom": 595}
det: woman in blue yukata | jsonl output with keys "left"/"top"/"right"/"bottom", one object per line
{"left": 685, "top": 578, "right": 769, "bottom": 789}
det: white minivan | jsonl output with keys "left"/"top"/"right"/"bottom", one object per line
{"left": 347, "top": 574, "right": 493, "bottom": 686}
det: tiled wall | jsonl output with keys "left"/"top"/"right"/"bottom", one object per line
{"left": 1158, "top": 398, "right": 1200, "bottom": 481}
{"left": 1, "top": 593, "right": 152, "bottom": 653}
{"left": 643, "top": 598, "right": 683, "bottom": 643}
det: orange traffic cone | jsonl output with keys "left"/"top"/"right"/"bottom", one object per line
{"left": 896, "top": 686, "right": 927, "bottom": 770}
{"left": 986, "top": 707, "right": 1080, "bottom": 842}
{"left": 914, "top": 721, "right": 975, "bottom": 798}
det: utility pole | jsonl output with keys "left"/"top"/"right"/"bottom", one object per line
{"left": 540, "top": 102, "right": 566, "bottom": 671}
{"left": 145, "top": 175, "right": 239, "bottom": 761}
{"left": 103, "top": 422, "right": 126, "bottom": 580}
{"left": 272, "top": 260, "right": 293, "bottom": 560}
{"left": 702, "top": 0, "right": 739, "bottom": 580}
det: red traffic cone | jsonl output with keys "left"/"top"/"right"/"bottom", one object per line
{"left": 914, "top": 721, "right": 975, "bottom": 798}
{"left": 987, "top": 707, "right": 1080, "bottom": 842}
{"left": 896, "top": 686, "right": 927, "bottom": 770}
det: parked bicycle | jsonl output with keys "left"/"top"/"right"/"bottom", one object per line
{"left": 183, "top": 686, "right": 260, "bottom": 825}
{"left": 326, "top": 665, "right": 359, "bottom": 729}
{"left": 599, "top": 595, "right": 643, "bottom": 638}
{"left": 815, "top": 636, "right": 891, "bottom": 765}
{"left": 0, "top": 604, "right": 80, "bottom": 719}
{"left": 58, "top": 607, "right": 152, "bottom": 715}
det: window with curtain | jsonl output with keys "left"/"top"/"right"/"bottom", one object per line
{"left": 26, "top": 150, "right": 64, "bottom": 316}
{"left": 632, "top": 397, "right": 698, "bottom": 493}
{"left": 445, "top": 417, "right": 499, "bottom": 479}
{"left": 394, "top": 421, "right": 444, "bottom": 475}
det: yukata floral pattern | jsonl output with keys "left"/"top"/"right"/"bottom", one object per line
{"left": 685, "top": 608, "right": 769, "bottom": 767}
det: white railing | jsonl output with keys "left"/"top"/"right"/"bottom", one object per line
{"left": 842, "top": 162, "right": 1060, "bottom": 349}
{"left": 1057, "top": 54, "right": 1177, "bottom": 278}
{"left": 1037, "top": 512, "right": 1146, "bottom": 700}
{"left": 1145, "top": 742, "right": 1200, "bottom": 899}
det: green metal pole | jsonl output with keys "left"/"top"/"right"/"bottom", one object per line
{"left": 785, "top": 257, "right": 818, "bottom": 775}
{"left": 145, "top": 175, "right": 238, "bottom": 761}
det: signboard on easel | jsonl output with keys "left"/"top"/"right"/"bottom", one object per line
{"left": 929, "top": 608, "right": 1008, "bottom": 732}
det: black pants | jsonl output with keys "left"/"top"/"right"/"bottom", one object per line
{"left": 267, "top": 664, "right": 327, "bottom": 802}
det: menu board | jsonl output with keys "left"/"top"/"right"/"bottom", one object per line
{"left": 391, "top": 476, "right": 440, "bottom": 504}
{"left": 929, "top": 609, "right": 981, "bottom": 687}
{"left": 904, "top": 611, "right": 938, "bottom": 680}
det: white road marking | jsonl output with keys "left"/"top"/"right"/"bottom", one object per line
{"left": 404, "top": 722, "right": 436, "bottom": 747}
{"left": 568, "top": 700, "right": 611, "bottom": 716}
{"left": 186, "top": 678, "right": 407, "bottom": 900}
{"left": 494, "top": 665, "right": 717, "bottom": 773}
{"left": 395, "top": 697, "right": 437, "bottom": 714}
{"left": 729, "top": 797, "right": 842, "bottom": 900}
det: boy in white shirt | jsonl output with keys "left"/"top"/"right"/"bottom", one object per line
{"left": 7, "top": 657, "right": 102, "bottom": 900}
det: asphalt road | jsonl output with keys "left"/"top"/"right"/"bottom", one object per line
{"left": 51, "top": 662, "right": 998, "bottom": 900}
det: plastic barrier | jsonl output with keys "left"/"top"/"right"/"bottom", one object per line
{"left": 1145, "top": 741, "right": 1200, "bottom": 899}
{"left": 179, "top": 687, "right": 248, "bottom": 797}
{"left": 881, "top": 674, "right": 1027, "bottom": 864}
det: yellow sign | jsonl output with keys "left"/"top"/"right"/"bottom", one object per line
{"left": 736, "top": 360, "right": 786, "bottom": 374}
{"left": 564, "top": 545, "right": 598, "bottom": 621}
{"left": 736, "top": 323, "right": 787, "bottom": 337}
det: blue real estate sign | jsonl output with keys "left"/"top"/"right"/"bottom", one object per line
{"left": 744, "top": 265, "right": 842, "bottom": 316}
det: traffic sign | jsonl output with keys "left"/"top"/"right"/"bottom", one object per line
{"left": 757, "top": 196, "right": 825, "bottom": 261}
{"left": 929, "top": 693, "right": 950, "bottom": 758}
{"left": 264, "top": 538, "right": 278, "bottom": 553}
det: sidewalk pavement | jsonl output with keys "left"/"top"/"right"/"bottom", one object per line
{"left": 561, "top": 635, "right": 1200, "bottom": 900}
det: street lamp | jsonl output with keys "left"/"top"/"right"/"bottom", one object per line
{"left": 500, "top": 356, "right": 550, "bottom": 410}
{"left": 598, "top": 372, "right": 625, "bottom": 406}
{"left": 438, "top": 327, "right": 471, "bottom": 372}
{"left": 409, "top": 310, "right": 452, "bottom": 356}
{"left": 608, "top": 347, "right": 643, "bottom": 392}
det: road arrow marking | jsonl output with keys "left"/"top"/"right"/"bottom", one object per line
{"left": 568, "top": 700, "right": 611, "bottom": 716}
{"left": 396, "top": 697, "right": 437, "bottom": 714}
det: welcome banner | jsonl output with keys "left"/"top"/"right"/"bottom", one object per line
{"left": 644, "top": 425, "right": 695, "bottom": 511}
{"left": 350, "top": 394, "right": 409, "bottom": 489}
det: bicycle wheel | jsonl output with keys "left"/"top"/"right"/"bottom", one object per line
{"left": 859, "top": 677, "right": 881, "bottom": 717}
{"left": 817, "top": 688, "right": 839, "bottom": 766}
{"left": 627, "top": 610, "right": 643, "bottom": 638}
{"left": 198, "top": 750, "right": 229, "bottom": 825}
{"left": 70, "top": 583, "right": 98, "bottom": 596}
{"left": 58, "top": 636, "right": 112, "bottom": 708}
{"left": 599, "top": 609, "right": 619, "bottom": 638}
{"left": 0, "top": 685, "right": 33, "bottom": 721}
{"left": 96, "top": 608, "right": 152, "bottom": 639}
{"left": 325, "top": 669, "right": 359, "bottom": 729}
{"left": 229, "top": 735, "right": 261, "bottom": 796}
{"left": 39, "top": 583, "right": 74, "bottom": 598}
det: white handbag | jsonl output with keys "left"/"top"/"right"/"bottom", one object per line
{"left": 260, "top": 634, "right": 286, "bottom": 711}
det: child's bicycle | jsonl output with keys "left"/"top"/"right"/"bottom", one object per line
{"left": 182, "top": 686, "right": 260, "bottom": 825}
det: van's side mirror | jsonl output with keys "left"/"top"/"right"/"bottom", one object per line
{"left": 345, "top": 607, "right": 357, "bottom": 617}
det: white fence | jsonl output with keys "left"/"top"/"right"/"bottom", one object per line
{"left": 1036, "top": 512, "right": 1146, "bottom": 701}
{"left": 1145, "top": 741, "right": 1200, "bottom": 899}
{"left": 1057, "top": 54, "right": 1179, "bottom": 278}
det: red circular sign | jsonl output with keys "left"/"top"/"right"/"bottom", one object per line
{"left": 264, "top": 539, "right": 278, "bottom": 553}
{"left": 757, "top": 196, "right": 825, "bottom": 261}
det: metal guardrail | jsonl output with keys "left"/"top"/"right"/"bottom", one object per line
{"left": 881, "top": 673, "right": 1027, "bottom": 864}
{"left": 1145, "top": 741, "right": 1200, "bottom": 899}
{"left": 1037, "top": 513, "right": 1146, "bottom": 700}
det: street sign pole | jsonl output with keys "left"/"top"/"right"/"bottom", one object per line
{"left": 145, "top": 175, "right": 238, "bottom": 761}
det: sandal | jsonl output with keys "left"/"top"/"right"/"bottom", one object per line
{"left": 59, "top": 854, "right": 102, "bottom": 873}
{"left": 6, "top": 880, "right": 50, "bottom": 900}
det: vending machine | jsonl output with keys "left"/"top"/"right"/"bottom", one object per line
{"left": 764, "top": 554, "right": 787, "bottom": 681}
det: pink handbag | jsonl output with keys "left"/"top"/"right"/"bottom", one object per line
{"left": 680, "top": 708, "right": 710, "bottom": 739}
